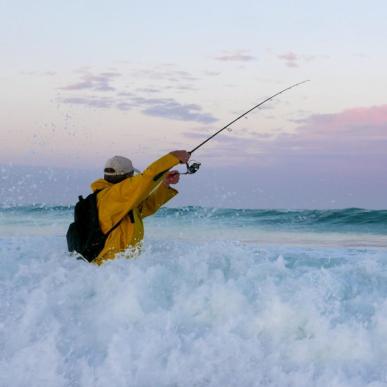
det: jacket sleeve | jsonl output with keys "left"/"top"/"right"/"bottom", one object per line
{"left": 96, "top": 153, "right": 180, "bottom": 233}
{"left": 139, "top": 184, "right": 178, "bottom": 218}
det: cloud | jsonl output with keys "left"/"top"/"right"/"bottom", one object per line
{"left": 260, "top": 105, "right": 387, "bottom": 173}
{"left": 115, "top": 101, "right": 132, "bottom": 111}
{"left": 214, "top": 50, "right": 256, "bottom": 62}
{"left": 58, "top": 66, "right": 219, "bottom": 123}
{"left": 59, "top": 93, "right": 217, "bottom": 124}
{"left": 60, "top": 71, "right": 121, "bottom": 91}
{"left": 182, "top": 105, "right": 387, "bottom": 172}
{"left": 60, "top": 96, "right": 114, "bottom": 109}
{"left": 130, "top": 68, "right": 198, "bottom": 83}
{"left": 276, "top": 51, "right": 316, "bottom": 68}
{"left": 287, "top": 105, "right": 387, "bottom": 147}
{"left": 277, "top": 51, "right": 299, "bottom": 67}
{"left": 143, "top": 100, "right": 217, "bottom": 124}
{"left": 63, "top": 67, "right": 199, "bottom": 93}
{"left": 140, "top": 99, "right": 217, "bottom": 124}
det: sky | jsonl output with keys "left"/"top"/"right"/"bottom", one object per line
{"left": 0, "top": 0, "right": 386, "bottom": 208}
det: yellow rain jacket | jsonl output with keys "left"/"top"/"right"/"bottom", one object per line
{"left": 90, "top": 153, "right": 180, "bottom": 264}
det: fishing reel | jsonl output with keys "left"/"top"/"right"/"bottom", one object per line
{"left": 184, "top": 161, "right": 201, "bottom": 175}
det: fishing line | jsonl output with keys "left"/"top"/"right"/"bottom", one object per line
{"left": 183, "top": 80, "right": 310, "bottom": 175}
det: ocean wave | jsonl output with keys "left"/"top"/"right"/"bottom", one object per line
{"left": 157, "top": 207, "right": 387, "bottom": 225}
{"left": 1, "top": 236, "right": 387, "bottom": 386}
{"left": 1, "top": 206, "right": 387, "bottom": 233}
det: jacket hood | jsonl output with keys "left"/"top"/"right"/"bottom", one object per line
{"left": 90, "top": 178, "right": 113, "bottom": 192}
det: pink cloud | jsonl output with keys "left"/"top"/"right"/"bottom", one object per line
{"left": 277, "top": 51, "right": 299, "bottom": 67}
{"left": 262, "top": 105, "right": 387, "bottom": 174}
{"left": 293, "top": 105, "right": 387, "bottom": 142}
{"left": 214, "top": 50, "right": 256, "bottom": 62}
{"left": 315, "top": 106, "right": 387, "bottom": 128}
{"left": 276, "top": 51, "right": 318, "bottom": 68}
{"left": 278, "top": 51, "right": 298, "bottom": 61}
{"left": 192, "top": 105, "right": 387, "bottom": 174}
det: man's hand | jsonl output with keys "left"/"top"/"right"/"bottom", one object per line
{"left": 163, "top": 170, "right": 180, "bottom": 187}
{"left": 170, "top": 150, "right": 190, "bottom": 164}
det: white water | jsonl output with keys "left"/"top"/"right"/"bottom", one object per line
{"left": 1, "top": 226, "right": 387, "bottom": 386}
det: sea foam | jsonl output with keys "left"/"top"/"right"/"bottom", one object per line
{"left": 1, "top": 207, "right": 387, "bottom": 386}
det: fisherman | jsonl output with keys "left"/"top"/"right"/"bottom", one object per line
{"left": 68, "top": 82, "right": 309, "bottom": 263}
{"left": 88, "top": 150, "right": 190, "bottom": 264}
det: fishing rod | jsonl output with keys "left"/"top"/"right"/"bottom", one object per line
{"left": 182, "top": 80, "right": 310, "bottom": 175}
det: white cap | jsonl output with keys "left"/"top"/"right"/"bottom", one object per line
{"left": 104, "top": 155, "right": 140, "bottom": 176}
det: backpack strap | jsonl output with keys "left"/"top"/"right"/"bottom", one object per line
{"left": 105, "top": 210, "right": 134, "bottom": 234}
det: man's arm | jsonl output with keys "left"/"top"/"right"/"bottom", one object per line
{"left": 140, "top": 171, "right": 180, "bottom": 218}
{"left": 96, "top": 152, "right": 189, "bottom": 232}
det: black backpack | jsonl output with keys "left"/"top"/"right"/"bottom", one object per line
{"left": 66, "top": 190, "right": 123, "bottom": 262}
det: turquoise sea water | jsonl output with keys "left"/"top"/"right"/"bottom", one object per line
{"left": 1, "top": 206, "right": 387, "bottom": 386}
